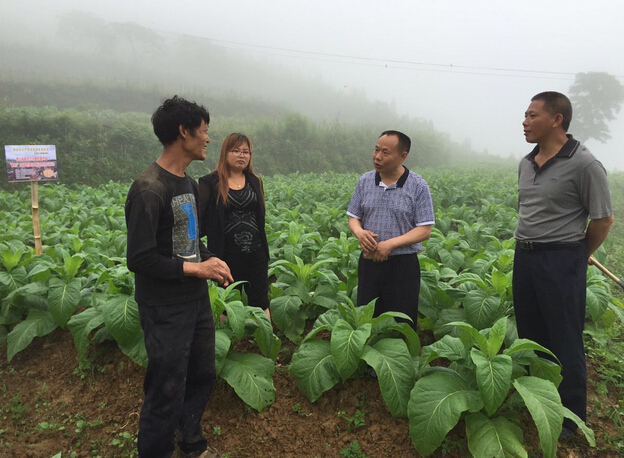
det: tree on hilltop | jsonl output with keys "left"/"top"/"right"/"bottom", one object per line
{"left": 568, "top": 72, "right": 624, "bottom": 143}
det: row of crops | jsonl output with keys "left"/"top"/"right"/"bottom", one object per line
{"left": 1, "top": 167, "right": 622, "bottom": 458}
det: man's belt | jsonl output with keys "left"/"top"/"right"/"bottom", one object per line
{"left": 517, "top": 240, "right": 583, "bottom": 251}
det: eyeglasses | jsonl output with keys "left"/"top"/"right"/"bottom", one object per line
{"left": 229, "top": 149, "right": 251, "bottom": 156}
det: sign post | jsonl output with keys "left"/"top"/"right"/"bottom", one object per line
{"left": 31, "top": 179, "right": 42, "bottom": 255}
{"left": 4, "top": 145, "right": 58, "bottom": 255}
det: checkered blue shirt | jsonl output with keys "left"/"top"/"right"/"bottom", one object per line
{"left": 347, "top": 167, "right": 435, "bottom": 255}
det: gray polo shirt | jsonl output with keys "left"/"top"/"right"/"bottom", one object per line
{"left": 347, "top": 167, "right": 435, "bottom": 255}
{"left": 514, "top": 136, "right": 612, "bottom": 243}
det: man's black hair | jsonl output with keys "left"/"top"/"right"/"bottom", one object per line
{"left": 379, "top": 130, "right": 411, "bottom": 154}
{"left": 531, "top": 91, "right": 573, "bottom": 132}
{"left": 151, "top": 95, "right": 210, "bottom": 146}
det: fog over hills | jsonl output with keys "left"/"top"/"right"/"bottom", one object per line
{"left": 1, "top": 1, "right": 623, "bottom": 170}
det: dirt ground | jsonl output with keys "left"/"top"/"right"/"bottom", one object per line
{"left": 0, "top": 329, "right": 620, "bottom": 458}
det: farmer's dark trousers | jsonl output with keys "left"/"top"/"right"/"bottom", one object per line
{"left": 357, "top": 253, "right": 421, "bottom": 326}
{"left": 512, "top": 242, "right": 588, "bottom": 430}
{"left": 137, "top": 294, "right": 216, "bottom": 458}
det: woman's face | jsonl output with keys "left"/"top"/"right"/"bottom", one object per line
{"left": 226, "top": 141, "right": 251, "bottom": 173}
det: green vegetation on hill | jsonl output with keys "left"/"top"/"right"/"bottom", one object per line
{"left": 0, "top": 103, "right": 472, "bottom": 187}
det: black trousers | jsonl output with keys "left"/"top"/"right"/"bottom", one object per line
{"left": 356, "top": 253, "right": 421, "bottom": 326}
{"left": 137, "top": 294, "right": 216, "bottom": 458}
{"left": 224, "top": 249, "right": 270, "bottom": 310}
{"left": 512, "top": 243, "right": 588, "bottom": 430}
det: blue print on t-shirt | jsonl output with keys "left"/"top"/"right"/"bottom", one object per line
{"left": 181, "top": 202, "right": 197, "bottom": 240}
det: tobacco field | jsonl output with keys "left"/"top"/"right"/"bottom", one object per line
{"left": 1, "top": 167, "right": 623, "bottom": 458}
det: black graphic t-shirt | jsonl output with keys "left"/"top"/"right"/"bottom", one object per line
{"left": 125, "top": 162, "right": 211, "bottom": 306}
{"left": 224, "top": 183, "right": 262, "bottom": 254}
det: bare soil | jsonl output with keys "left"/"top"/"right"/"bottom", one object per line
{"left": 0, "top": 329, "right": 620, "bottom": 458}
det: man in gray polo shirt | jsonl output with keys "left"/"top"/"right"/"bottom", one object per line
{"left": 513, "top": 91, "right": 614, "bottom": 440}
{"left": 347, "top": 130, "right": 435, "bottom": 327}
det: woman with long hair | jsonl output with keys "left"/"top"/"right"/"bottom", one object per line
{"left": 199, "top": 133, "right": 270, "bottom": 320}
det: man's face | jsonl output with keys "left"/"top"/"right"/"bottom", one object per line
{"left": 183, "top": 120, "right": 210, "bottom": 160}
{"left": 372, "top": 134, "right": 406, "bottom": 175}
{"left": 522, "top": 100, "right": 557, "bottom": 144}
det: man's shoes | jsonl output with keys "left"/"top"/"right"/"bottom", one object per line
{"left": 197, "top": 451, "right": 220, "bottom": 458}
{"left": 179, "top": 447, "right": 220, "bottom": 458}
{"left": 559, "top": 426, "right": 575, "bottom": 441}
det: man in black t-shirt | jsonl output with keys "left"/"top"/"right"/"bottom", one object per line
{"left": 125, "top": 96, "right": 232, "bottom": 458}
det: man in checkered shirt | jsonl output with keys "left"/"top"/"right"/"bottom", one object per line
{"left": 347, "top": 130, "right": 435, "bottom": 326}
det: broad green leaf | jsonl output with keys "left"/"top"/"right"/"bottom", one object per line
{"left": 118, "top": 331, "right": 147, "bottom": 367}
{"left": 487, "top": 317, "right": 507, "bottom": 358}
{"left": 270, "top": 294, "right": 305, "bottom": 343}
{"left": 331, "top": 320, "right": 371, "bottom": 381}
{"left": 503, "top": 339, "right": 560, "bottom": 364}
{"left": 223, "top": 300, "right": 246, "bottom": 340}
{"left": 448, "top": 321, "right": 488, "bottom": 353}
{"left": 439, "top": 248, "right": 465, "bottom": 272}
{"left": 250, "top": 308, "right": 281, "bottom": 361}
{"left": 7, "top": 309, "right": 58, "bottom": 361}
{"left": 0, "top": 266, "right": 28, "bottom": 289}
{"left": 313, "top": 308, "right": 341, "bottom": 331}
{"left": 289, "top": 339, "right": 340, "bottom": 402}
{"left": 62, "top": 252, "right": 85, "bottom": 281}
{"left": 215, "top": 329, "right": 231, "bottom": 375}
{"left": 562, "top": 406, "right": 595, "bottom": 446}
{"left": 434, "top": 308, "right": 467, "bottom": 339}
{"left": 491, "top": 269, "right": 509, "bottom": 296}
{"left": 362, "top": 339, "right": 415, "bottom": 418}
{"left": 586, "top": 283, "right": 610, "bottom": 322}
{"left": 529, "top": 357, "right": 562, "bottom": 388}
{"left": 357, "top": 299, "right": 376, "bottom": 324}
{"left": 387, "top": 322, "right": 421, "bottom": 356}
{"left": 418, "top": 335, "right": 468, "bottom": 376}
{"left": 100, "top": 293, "right": 141, "bottom": 347}
{"left": 464, "top": 289, "right": 502, "bottom": 330}
{"left": 408, "top": 372, "right": 483, "bottom": 456}
{"left": 451, "top": 272, "right": 489, "bottom": 290}
{"left": 1, "top": 247, "right": 24, "bottom": 271}
{"left": 471, "top": 349, "right": 512, "bottom": 416}
{"left": 513, "top": 376, "right": 563, "bottom": 458}
{"left": 26, "top": 261, "right": 55, "bottom": 279}
{"left": 48, "top": 277, "right": 81, "bottom": 328}
{"left": 220, "top": 352, "right": 275, "bottom": 411}
{"left": 465, "top": 412, "right": 527, "bottom": 458}
{"left": 67, "top": 306, "right": 105, "bottom": 357}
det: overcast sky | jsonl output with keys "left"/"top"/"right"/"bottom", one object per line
{"left": 6, "top": 0, "right": 624, "bottom": 170}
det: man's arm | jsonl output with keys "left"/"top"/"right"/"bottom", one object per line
{"left": 348, "top": 216, "right": 378, "bottom": 255}
{"left": 373, "top": 225, "right": 432, "bottom": 262}
{"left": 586, "top": 215, "right": 614, "bottom": 259}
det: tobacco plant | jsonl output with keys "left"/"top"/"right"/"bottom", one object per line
{"left": 409, "top": 317, "right": 595, "bottom": 458}
{"left": 289, "top": 298, "right": 420, "bottom": 417}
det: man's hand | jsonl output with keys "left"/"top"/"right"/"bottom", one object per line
{"left": 372, "top": 240, "right": 393, "bottom": 262}
{"left": 355, "top": 229, "right": 379, "bottom": 254}
{"left": 184, "top": 257, "right": 234, "bottom": 286}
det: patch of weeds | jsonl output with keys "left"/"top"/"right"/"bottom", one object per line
{"left": 213, "top": 426, "right": 221, "bottom": 439}
{"left": 440, "top": 436, "right": 465, "bottom": 455}
{"left": 110, "top": 431, "right": 137, "bottom": 456}
{"left": 337, "top": 408, "right": 366, "bottom": 432}
{"left": 292, "top": 403, "right": 313, "bottom": 417}
{"left": 340, "top": 440, "right": 369, "bottom": 458}
{"left": 585, "top": 323, "right": 624, "bottom": 451}
{"left": 8, "top": 395, "right": 28, "bottom": 421}
{"left": 36, "top": 421, "right": 65, "bottom": 432}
